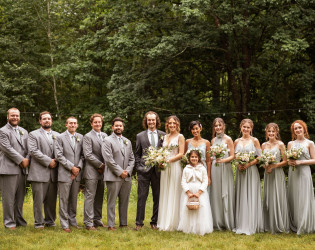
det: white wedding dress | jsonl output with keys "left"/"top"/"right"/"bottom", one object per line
{"left": 157, "top": 134, "right": 183, "bottom": 231}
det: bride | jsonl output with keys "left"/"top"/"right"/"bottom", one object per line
{"left": 157, "top": 115, "right": 185, "bottom": 231}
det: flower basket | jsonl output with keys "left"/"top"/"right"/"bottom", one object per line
{"left": 186, "top": 196, "right": 200, "bottom": 210}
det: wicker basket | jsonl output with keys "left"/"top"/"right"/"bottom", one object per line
{"left": 186, "top": 196, "right": 200, "bottom": 210}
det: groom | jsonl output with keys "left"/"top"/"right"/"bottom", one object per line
{"left": 135, "top": 111, "right": 165, "bottom": 230}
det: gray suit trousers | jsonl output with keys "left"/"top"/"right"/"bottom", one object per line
{"left": 106, "top": 180, "right": 132, "bottom": 227}
{"left": 31, "top": 181, "right": 57, "bottom": 228}
{"left": 58, "top": 181, "right": 80, "bottom": 229}
{"left": 84, "top": 179, "right": 104, "bottom": 227}
{"left": 0, "top": 173, "right": 27, "bottom": 228}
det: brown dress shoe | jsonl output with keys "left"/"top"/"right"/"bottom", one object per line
{"left": 85, "top": 226, "right": 97, "bottom": 231}
{"left": 108, "top": 227, "right": 116, "bottom": 231}
{"left": 151, "top": 224, "right": 158, "bottom": 230}
{"left": 135, "top": 225, "right": 143, "bottom": 231}
{"left": 8, "top": 227, "right": 16, "bottom": 230}
{"left": 63, "top": 228, "right": 71, "bottom": 233}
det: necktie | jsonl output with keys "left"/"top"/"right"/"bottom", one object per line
{"left": 151, "top": 131, "right": 156, "bottom": 147}
{"left": 98, "top": 133, "right": 102, "bottom": 142}
{"left": 47, "top": 132, "right": 53, "bottom": 145}
{"left": 118, "top": 137, "right": 124, "bottom": 147}
{"left": 14, "top": 128, "right": 21, "bottom": 141}
{"left": 71, "top": 135, "right": 76, "bottom": 148}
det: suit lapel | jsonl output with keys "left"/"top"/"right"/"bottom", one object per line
{"left": 7, "top": 124, "right": 24, "bottom": 148}
{"left": 143, "top": 131, "right": 151, "bottom": 148}
{"left": 92, "top": 130, "right": 102, "bottom": 146}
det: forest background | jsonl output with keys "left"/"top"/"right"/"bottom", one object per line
{"left": 0, "top": 0, "right": 314, "bottom": 184}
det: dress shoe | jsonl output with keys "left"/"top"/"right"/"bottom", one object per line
{"left": 135, "top": 225, "right": 143, "bottom": 231}
{"left": 71, "top": 225, "right": 81, "bottom": 229}
{"left": 35, "top": 226, "right": 44, "bottom": 229}
{"left": 8, "top": 227, "right": 16, "bottom": 230}
{"left": 94, "top": 223, "right": 107, "bottom": 228}
{"left": 63, "top": 228, "right": 71, "bottom": 233}
{"left": 108, "top": 227, "right": 116, "bottom": 231}
{"left": 151, "top": 224, "right": 158, "bottom": 230}
{"left": 85, "top": 226, "right": 97, "bottom": 231}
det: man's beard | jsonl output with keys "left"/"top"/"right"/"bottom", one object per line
{"left": 114, "top": 129, "right": 122, "bottom": 136}
{"left": 42, "top": 124, "right": 51, "bottom": 129}
{"left": 8, "top": 119, "right": 19, "bottom": 127}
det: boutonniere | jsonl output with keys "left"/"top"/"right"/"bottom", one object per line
{"left": 76, "top": 136, "right": 80, "bottom": 142}
{"left": 123, "top": 139, "right": 128, "bottom": 145}
{"left": 19, "top": 130, "right": 24, "bottom": 136}
{"left": 52, "top": 135, "right": 56, "bottom": 140}
{"left": 159, "top": 134, "right": 164, "bottom": 141}
{"left": 102, "top": 135, "right": 106, "bottom": 141}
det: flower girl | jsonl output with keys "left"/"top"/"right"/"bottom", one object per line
{"left": 177, "top": 150, "right": 213, "bottom": 235}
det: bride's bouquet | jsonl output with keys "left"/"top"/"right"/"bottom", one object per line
{"left": 285, "top": 146, "right": 303, "bottom": 171}
{"left": 232, "top": 151, "right": 256, "bottom": 172}
{"left": 258, "top": 151, "right": 277, "bottom": 170}
{"left": 208, "top": 144, "right": 228, "bottom": 167}
{"left": 143, "top": 146, "right": 172, "bottom": 171}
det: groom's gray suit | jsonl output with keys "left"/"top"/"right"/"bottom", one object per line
{"left": 55, "top": 131, "right": 84, "bottom": 229}
{"left": 102, "top": 133, "right": 135, "bottom": 227}
{"left": 28, "top": 127, "right": 60, "bottom": 228}
{"left": 0, "top": 123, "right": 29, "bottom": 228}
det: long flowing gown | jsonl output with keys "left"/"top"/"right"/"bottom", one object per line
{"left": 209, "top": 135, "right": 235, "bottom": 230}
{"left": 263, "top": 147, "right": 289, "bottom": 233}
{"left": 177, "top": 164, "right": 213, "bottom": 235}
{"left": 157, "top": 134, "right": 183, "bottom": 231}
{"left": 287, "top": 140, "right": 315, "bottom": 234}
{"left": 234, "top": 141, "right": 264, "bottom": 235}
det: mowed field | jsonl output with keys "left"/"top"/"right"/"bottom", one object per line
{"left": 0, "top": 181, "right": 315, "bottom": 249}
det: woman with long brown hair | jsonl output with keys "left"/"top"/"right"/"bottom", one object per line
{"left": 262, "top": 123, "right": 289, "bottom": 234}
{"left": 209, "top": 118, "right": 235, "bottom": 231}
{"left": 287, "top": 120, "right": 315, "bottom": 234}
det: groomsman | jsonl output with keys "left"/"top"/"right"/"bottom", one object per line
{"left": 83, "top": 114, "right": 107, "bottom": 230}
{"left": 0, "top": 108, "right": 29, "bottom": 229}
{"left": 55, "top": 117, "right": 84, "bottom": 232}
{"left": 28, "top": 111, "right": 59, "bottom": 229}
{"left": 102, "top": 117, "right": 135, "bottom": 231}
{"left": 135, "top": 111, "right": 165, "bottom": 230}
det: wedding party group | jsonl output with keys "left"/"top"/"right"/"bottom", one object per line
{"left": 0, "top": 108, "right": 315, "bottom": 236}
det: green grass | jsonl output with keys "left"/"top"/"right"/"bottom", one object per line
{"left": 1, "top": 181, "right": 315, "bottom": 249}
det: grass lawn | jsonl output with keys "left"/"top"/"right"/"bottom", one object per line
{"left": 1, "top": 181, "right": 315, "bottom": 249}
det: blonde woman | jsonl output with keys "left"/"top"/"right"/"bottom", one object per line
{"left": 157, "top": 116, "right": 185, "bottom": 231}
{"left": 234, "top": 118, "right": 263, "bottom": 235}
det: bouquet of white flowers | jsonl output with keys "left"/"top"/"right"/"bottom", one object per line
{"left": 258, "top": 151, "right": 277, "bottom": 170}
{"left": 143, "top": 146, "right": 174, "bottom": 171}
{"left": 285, "top": 146, "right": 303, "bottom": 171}
{"left": 208, "top": 144, "right": 228, "bottom": 167}
{"left": 232, "top": 151, "right": 256, "bottom": 172}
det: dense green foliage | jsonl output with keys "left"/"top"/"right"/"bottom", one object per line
{"left": 1, "top": 0, "right": 314, "bottom": 143}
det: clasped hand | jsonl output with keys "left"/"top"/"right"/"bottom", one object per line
{"left": 19, "top": 158, "right": 29, "bottom": 168}
{"left": 120, "top": 170, "right": 129, "bottom": 179}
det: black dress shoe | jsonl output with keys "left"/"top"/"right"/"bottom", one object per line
{"left": 151, "top": 224, "right": 158, "bottom": 230}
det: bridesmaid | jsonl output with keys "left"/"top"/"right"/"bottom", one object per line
{"left": 209, "top": 118, "right": 235, "bottom": 230}
{"left": 185, "top": 121, "right": 211, "bottom": 185}
{"left": 287, "top": 120, "right": 315, "bottom": 234}
{"left": 262, "top": 123, "right": 289, "bottom": 234}
{"left": 234, "top": 118, "right": 264, "bottom": 235}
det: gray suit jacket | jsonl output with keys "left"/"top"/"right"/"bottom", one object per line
{"left": 102, "top": 133, "right": 135, "bottom": 182}
{"left": 27, "top": 128, "right": 60, "bottom": 182}
{"left": 135, "top": 130, "right": 165, "bottom": 174}
{"left": 0, "top": 123, "right": 29, "bottom": 175}
{"left": 55, "top": 131, "right": 84, "bottom": 183}
{"left": 83, "top": 130, "right": 107, "bottom": 180}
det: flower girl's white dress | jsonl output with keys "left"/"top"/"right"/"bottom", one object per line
{"left": 177, "top": 164, "right": 213, "bottom": 235}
